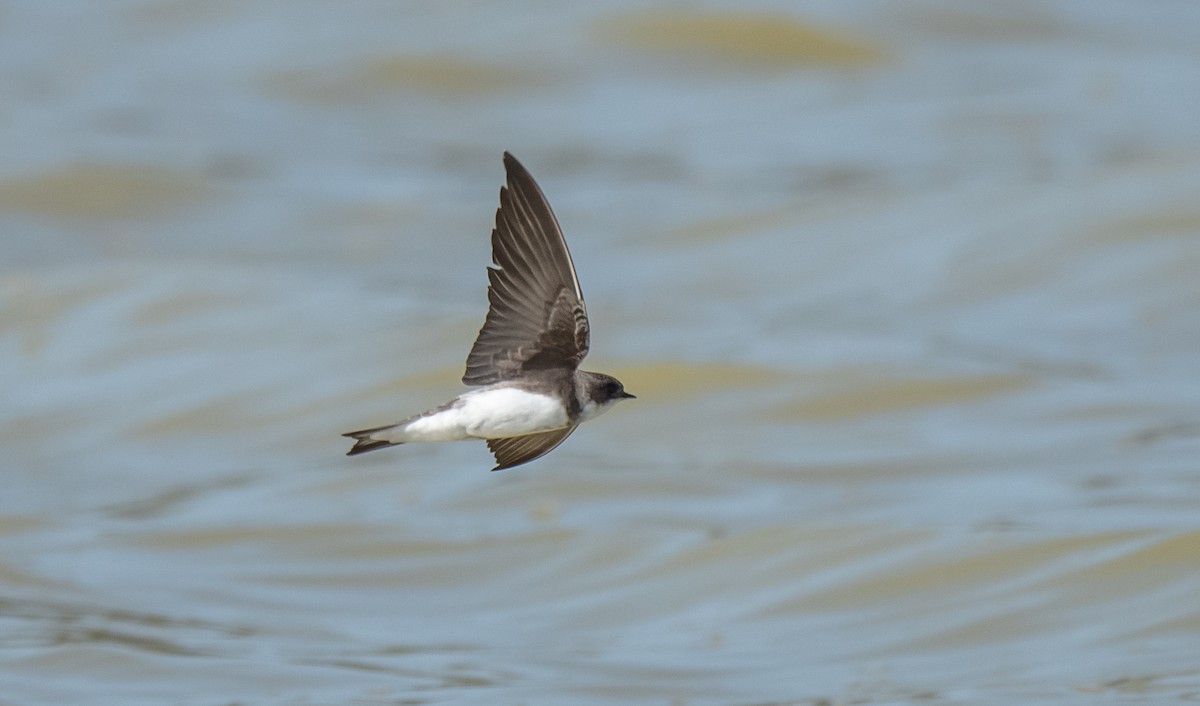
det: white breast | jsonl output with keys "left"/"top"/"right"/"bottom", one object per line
{"left": 458, "top": 387, "right": 569, "bottom": 438}
{"left": 578, "top": 398, "right": 613, "bottom": 423}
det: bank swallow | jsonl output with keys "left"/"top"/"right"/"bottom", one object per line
{"left": 344, "top": 152, "right": 634, "bottom": 470}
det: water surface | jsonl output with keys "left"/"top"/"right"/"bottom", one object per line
{"left": 3, "top": 2, "right": 1200, "bottom": 704}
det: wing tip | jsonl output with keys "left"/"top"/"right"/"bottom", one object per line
{"left": 489, "top": 456, "right": 532, "bottom": 472}
{"left": 502, "top": 151, "right": 532, "bottom": 182}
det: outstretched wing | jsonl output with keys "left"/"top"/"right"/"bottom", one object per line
{"left": 487, "top": 426, "right": 578, "bottom": 471}
{"left": 463, "top": 152, "right": 590, "bottom": 386}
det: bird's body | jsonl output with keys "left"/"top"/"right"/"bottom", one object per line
{"left": 343, "top": 153, "right": 634, "bottom": 470}
{"left": 403, "top": 384, "right": 570, "bottom": 443}
{"left": 348, "top": 369, "right": 621, "bottom": 445}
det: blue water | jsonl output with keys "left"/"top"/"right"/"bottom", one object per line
{"left": 2, "top": 2, "right": 1200, "bottom": 704}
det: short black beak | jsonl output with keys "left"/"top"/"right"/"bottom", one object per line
{"left": 621, "top": 391, "right": 636, "bottom": 400}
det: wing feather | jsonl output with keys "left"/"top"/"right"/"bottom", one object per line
{"left": 463, "top": 153, "right": 590, "bottom": 386}
{"left": 487, "top": 426, "right": 578, "bottom": 470}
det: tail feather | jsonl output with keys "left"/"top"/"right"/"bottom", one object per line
{"left": 342, "top": 424, "right": 403, "bottom": 456}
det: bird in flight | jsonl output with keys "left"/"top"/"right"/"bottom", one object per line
{"left": 343, "top": 152, "right": 634, "bottom": 470}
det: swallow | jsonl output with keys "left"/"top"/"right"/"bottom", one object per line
{"left": 344, "top": 152, "right": 634, "bottom": 469}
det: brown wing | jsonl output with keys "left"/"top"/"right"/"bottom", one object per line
{"left": 487, "top": 426, "right": 577, "bottom": 471}
{"left": 463, "top": 152, "right": 590, "bottom": 386}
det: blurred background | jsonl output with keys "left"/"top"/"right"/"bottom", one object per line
{"left": 2, "top": 1, "right": 1200, "bottom": 704}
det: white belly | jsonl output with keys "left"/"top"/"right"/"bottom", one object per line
{"left": 396, "top": 388, "right": 569, "bottom": 442}
{"left": 460, "top": 387, "right": 569, "bottom": 437}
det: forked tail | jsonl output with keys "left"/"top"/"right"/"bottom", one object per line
{"left": 342, "top": 424, "right": 403, "bottom": 456}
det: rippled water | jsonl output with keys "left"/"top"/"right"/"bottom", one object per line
{"left": 3, "top": 2, "right": 1200, "bottom": 704}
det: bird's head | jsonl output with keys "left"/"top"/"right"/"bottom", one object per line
{"left": 579, "top": 372, "right": 635, "bottom": 420}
